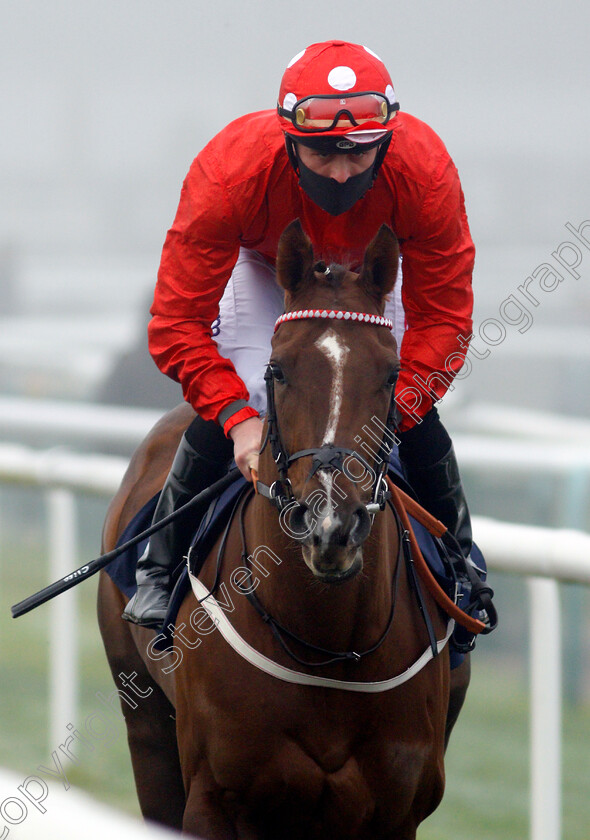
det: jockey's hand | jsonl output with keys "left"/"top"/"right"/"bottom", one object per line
{"left": 229, "top": 416, "right": 264, "bottom": 481}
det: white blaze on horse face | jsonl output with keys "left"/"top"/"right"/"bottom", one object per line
{"left": 315, "top": 328, "right": 350, "bottom": 445}
{"left": 314, "top": 328, "right": 350, "bottom": 531}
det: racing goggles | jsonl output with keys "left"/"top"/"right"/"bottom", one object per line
{"left": 278, "top": 91, "right": 399, "bottom": 133}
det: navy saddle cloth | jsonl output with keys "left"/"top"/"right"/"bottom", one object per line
{"left": 105, "top": 465, "right": 487, "bottom": 666}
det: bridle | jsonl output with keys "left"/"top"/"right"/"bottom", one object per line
{"left": 253, "top": 307, "right": 400, "bottom": 516}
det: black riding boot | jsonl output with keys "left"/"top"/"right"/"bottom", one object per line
{"left": 398, "top": 407, "right": 472, "bottom": 557}
{"left": 401, "top": 444, "right": 472, "bottom": 558}
{"left": 122, "top": 418, "right": 233, "bottom": 629}
{"left": 398, "top": 409, "right": 497, "bottom": 643}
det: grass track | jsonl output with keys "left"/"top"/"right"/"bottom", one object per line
{"left": 1, "top": 522, "right": 589, "bottom": 838}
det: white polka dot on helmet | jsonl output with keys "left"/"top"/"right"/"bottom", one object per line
{"left": 277, "top": 40, "right": 399, "bottom": 140}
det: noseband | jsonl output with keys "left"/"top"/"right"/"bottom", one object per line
{"left": 255, "top": 308, "right": 400, "bottom": 515}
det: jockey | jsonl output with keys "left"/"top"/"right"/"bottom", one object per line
{"left": 123, "top": 40, "right": 476, "bottom": 629}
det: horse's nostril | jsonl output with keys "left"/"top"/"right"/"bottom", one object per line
{"left": 284, "top": 502, "right": 311, "bottom": 541}
{"left": 349, "top": 506, "right": 371, "bottom": 547}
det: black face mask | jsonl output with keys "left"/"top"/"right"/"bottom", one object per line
{"left": 297, "top": 157, "right": 375, "bottom": 216}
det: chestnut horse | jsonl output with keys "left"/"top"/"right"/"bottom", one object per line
{"left": 98, "top": 221, "right": 469, "bottom": 839}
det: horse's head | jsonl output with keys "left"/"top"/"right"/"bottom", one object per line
{"left": 262, "top": 219, "right": 400, "bottom": 583}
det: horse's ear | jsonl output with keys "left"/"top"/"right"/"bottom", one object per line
{"left": 276, "top": 219, "right": 314, "bottom": 295}
{"left": 359, "top": 225, "right": 399, "bottom": 301}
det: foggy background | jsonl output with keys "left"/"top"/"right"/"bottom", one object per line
{"left": 2, "top": 0, "right": 589, "bottom": 413}
{"left": 1, "top": 4, "right": 590, "bottom": 833}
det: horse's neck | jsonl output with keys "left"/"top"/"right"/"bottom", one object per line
{"left": 244, "top": 496, "right": 400, "bottom": 655}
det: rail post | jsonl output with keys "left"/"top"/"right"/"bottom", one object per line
{"left": 529, "top": 576, "right": 562, "bottom": 840}
{"left": 48, "top": 487, "right": 78, "bottom": 751}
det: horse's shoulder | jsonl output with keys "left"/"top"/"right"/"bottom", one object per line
{"left": 101, "top": 402, "right": 196, "bottom": 551}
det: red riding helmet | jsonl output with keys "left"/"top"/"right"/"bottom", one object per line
{"left": 277, "top": 40, "right": 399, "bottom": 148}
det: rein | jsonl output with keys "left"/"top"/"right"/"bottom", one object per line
{"left": 387, "top": 479, "right": 489, "bottom": 636}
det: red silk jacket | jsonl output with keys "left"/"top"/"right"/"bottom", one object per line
{"left": 149, "top": 109, "right": 474, "bottom": 434}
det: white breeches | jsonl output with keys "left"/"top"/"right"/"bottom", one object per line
{"left": 214, "top": 248, "right": 405, "bottom": 416}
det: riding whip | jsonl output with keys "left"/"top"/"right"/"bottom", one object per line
{"left": 10, "top": 468, "right": 241, "bottom": 619}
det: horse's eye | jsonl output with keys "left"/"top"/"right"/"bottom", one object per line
{"left": 269, "top": 362, "right": 286, "bottom": 384}
{"left": 386, "top": 367, "right": 400, "bottom": 388}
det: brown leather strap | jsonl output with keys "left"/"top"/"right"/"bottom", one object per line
{"left": 387, "top": 476, "right": 487, "bottom": 635}
{"left": 392, "top": 484, "right": 447, "bottom": 538}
